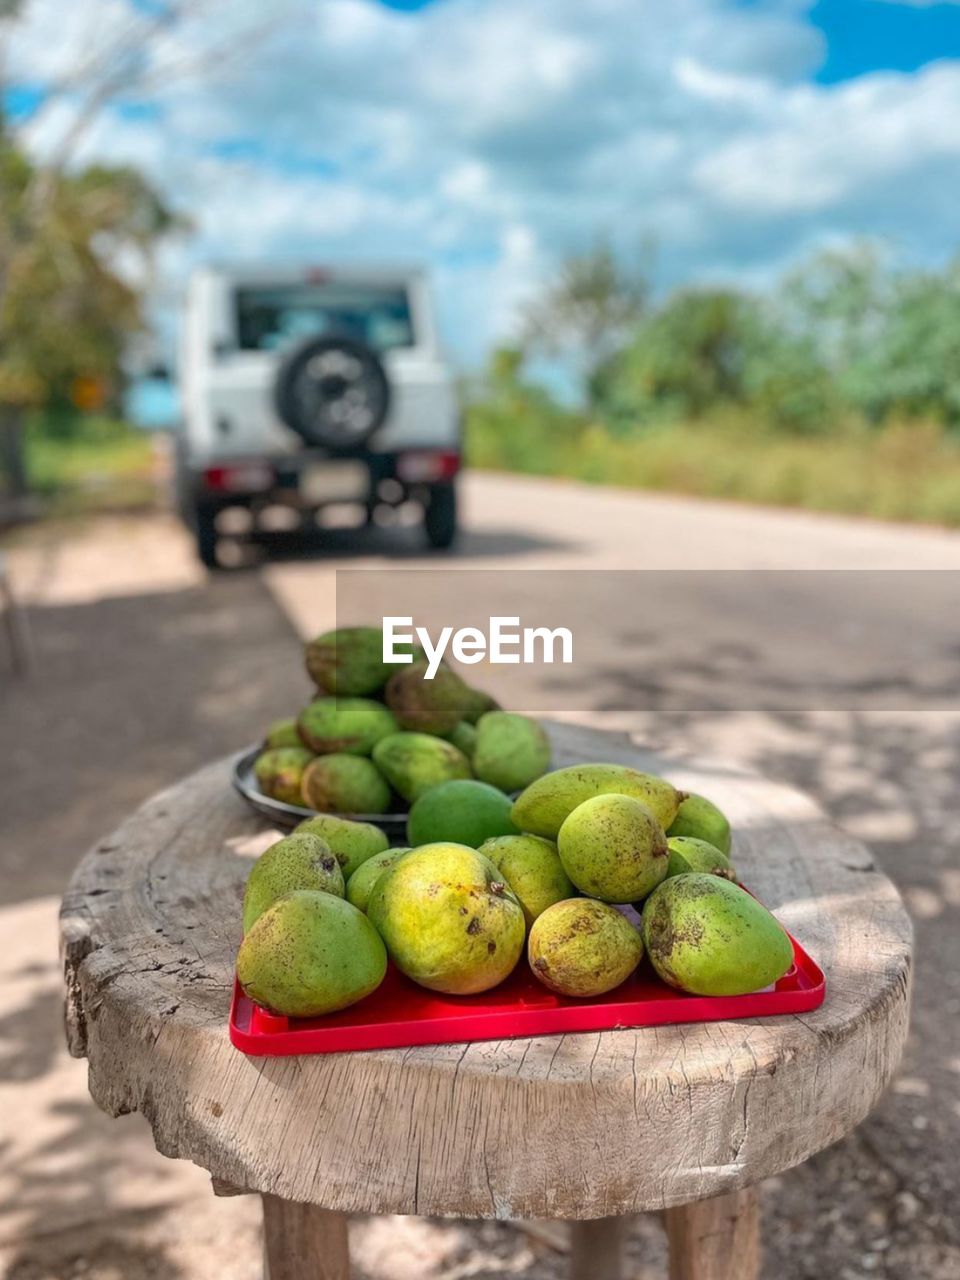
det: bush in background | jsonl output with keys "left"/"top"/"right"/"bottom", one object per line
{"left": 466, "top": 242, "right": 960, "bottom": 525}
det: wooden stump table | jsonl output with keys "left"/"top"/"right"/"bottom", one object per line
{"left": 60, "top": 724, "right": 912, "bottom": 1280}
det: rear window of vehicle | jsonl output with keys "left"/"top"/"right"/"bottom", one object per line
{"left": 235, "top": 283, "right": 415, "bottom": 353}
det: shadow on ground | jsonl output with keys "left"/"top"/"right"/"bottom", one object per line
{"left": 215, "top": 520, "right": 580, "bottom": 567}
{"left": 4, "top": 1087, "right": 184, "bottom": 1280}
{"left": 0, "top": 907, "right": 262, "bottom": 1280}
{"left": 0, "top": 573, "right": 307, "bottom": 907}
{"left": 628, "top": 705, "right": 960, "bottom": 1280}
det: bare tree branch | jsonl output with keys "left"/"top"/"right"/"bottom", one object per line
{"left": 0, "top": 0, "right": 298, "bottom": 319}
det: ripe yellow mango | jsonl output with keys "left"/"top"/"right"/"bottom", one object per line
{"left": 512, "top": 763, "right": 683, "bottom": 839}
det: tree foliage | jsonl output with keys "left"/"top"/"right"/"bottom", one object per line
{"left": 595, "top": 287, "right": 837, "bottom": 434}
{"left": 466, "top": 345, "right": 587, "bottom": 473}
{"left": 0, "top": 0, "right": 191, "bottom": 497}
{"left": 0, "top": 0, "right": 274, "bottom": 499}
{"left": 782, "top": 248, "right": 960, "bottom": 425}
{"left": 522, "top": 238, "right": 649, "bottom": 404}
{"left": 559, "top": 242, "right": 960, "bottom": 434}
{"left": 0, "top": 145, "right": 179, "bottom": 410}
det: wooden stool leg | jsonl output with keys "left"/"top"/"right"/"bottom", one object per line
{"left": 570, "top": 1215, "right": 627, "bottom": 1280}
{"left": 261, "top": 1195, "right": 350, "bottom": 1280}
{"left": 664, "top": 1187, "right": 760, "bottom": 1280}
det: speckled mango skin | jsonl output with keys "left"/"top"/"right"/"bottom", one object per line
{"left": 368, "top": 843, "right": 525, "bottom": 994}
{"left": 558, "top": 793, "right": 669, "bottom": 904}
{"left": 667, "top": 793, "right": 732, "bottom": 855}
{"left": 512, "top": 764, "right": 683, "bottom": 840}
{"left": 297, "top": 697, "right": 398, "bottom": 757}
{"left": 528, "top": 899, "right": 643, "bottom": 997}
{"left": 642, "top": 873, "right": 794, "bottom": 996}
{"left": 460, "top": 685, "right": 500, "bottom": 725}
{"left": 237, "top": 889, "right": 387, "bottom": 1017}
{"left": 305, "top": 627, "right": 390, "bottom": 696}
{"left": 243, "top": 833, "right": 344, "bottom": 933}
{"left": 263, "top": 717, "right": 303, "bottom": 749}
{"left": 478, "top": 834, "right": 575, "bottom": 928}
{"left": 345, "top": 847, "right": 411, "bottom": 913}
{"left": 473, "top": 712, "right": 551, "bottom": 793}
{"left": 254, "top": 747, "right": 315, "bottom": 806}
{"left": 295, "top": 814, "right": 389, "bottom": 879}
{"left": 384, "top": 661, "right": 470, "bottom": 735}
{"left": 372, "top": 732, "right": 472, "bottom": 803}
{"left": 300, "top": 754, "right": 391, "bottom": 815}
{"left": 666, "top": 836, "right": 735, "bottom": 882}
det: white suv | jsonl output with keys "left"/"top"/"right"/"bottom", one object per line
{"left": 175, "top": 264, "right": 461, "bottom": 567}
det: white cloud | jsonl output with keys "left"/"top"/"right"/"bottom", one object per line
{"left": 674, "top": 56, "right": 776, "bottom": 108}
{"left": 441, "top": 160, "right": 492, "bottom": 203}
{"left": 5, "top": 0, "right": 960, "bottom": 364}
{"left": 694, "top": 63, "right": 960, "bottom": 214}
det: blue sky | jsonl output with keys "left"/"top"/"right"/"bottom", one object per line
{"left": 376, "top": 0, "right": 960, "bottom": 81}
{"left": 6, "top": 0, "right": 960, "bottom": 366}
{"left": 811, "top": 0, "right": 960, "bottom": 81}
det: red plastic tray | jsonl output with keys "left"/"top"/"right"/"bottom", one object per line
{"left": 229, "top": 925, "right": 825, "bottom": 1057}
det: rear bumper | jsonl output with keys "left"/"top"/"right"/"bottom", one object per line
{"left": 185, "top": 447, "right": 460, "bottom": 511}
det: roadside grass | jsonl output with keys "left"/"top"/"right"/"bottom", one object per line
{"left": 466, "top": 410, "right": 960, "bottom": 527}
{"left": 25, "top": 415, "right": 160, "bottom": 514}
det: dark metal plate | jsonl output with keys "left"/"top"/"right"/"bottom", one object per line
{"left": 231, "top": 745, "right": 410, "bottom": 839}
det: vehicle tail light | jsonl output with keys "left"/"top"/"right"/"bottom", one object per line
{"left": 203, "top": 462, "right": 275, "bottom": 493}
{"left": 396, "top": 451, "right": 461, "bottom": 483}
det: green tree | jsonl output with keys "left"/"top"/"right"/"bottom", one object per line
{"left": 0, "top": 0, "right": 274, "bottom": 500}
{"left": 860, "top": 262, "right": 960, "bottom": 424}
{"left": 522, "top": 238, "right": 650, "bottom": 407}
{"left": 466, "top": 346, "right": 585, "bottom": 473}
{"left": 0, "top": 135, "right": 179, "bottom": 495}
{"left": 595, "top": 286, "right": 836, "bottom": 434}
{"left": 783, "top": 246, "right": 960, "bottom": 425}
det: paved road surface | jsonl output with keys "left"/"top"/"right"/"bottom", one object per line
{"left": 2, "top": 473, "right": 959, "bottom": 1279}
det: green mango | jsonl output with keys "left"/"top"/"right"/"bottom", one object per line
{"left": 460, "top": 685, "right": 501, "bottom": 725}
{"left": 478, "top": 833, "right": 574, "bottom": 927}
{"left": 263, "top": 717, "right": 303, "bottom": 749}
{"left": 295, "top": 813, "right": 389, "bottom": 878}
{"left": 384, "top": 660, "right": 470, "bottom": 734}
{"left": 473, "top": 712, "right": 551, "bottom": 792}
{"left": 300, "top": 754, "right": 391, "bottom": 815}
{"left": 558, "top": 793, "right": 669, "bottom": 904}
{"left": 512, "top": 763, "right": 683, "bottom": 839}
{"left": 642, "top": 874, "right": 794, "bottom": 996}
{"left": 238, "top": 890, "right": 387, "bottom": 1017}
{"left": 447, "top": 720, "right": 477, "bottom": 760}
{"left": 297, "top": 697, "right": 398, "bottom": 756}
{"left": 666, "top": 836, "right": 735, "bottom": 881}
{"left": 345, "top": 847, "right": 411, "bottom": 913}
{"left": 243, "top": 832, "right": 344, "bottom": 933}
{"left": 305, "top": 626, "right": 390, "bottom": 696}
{"left": 368, "top": 843, "right": 525, "bottom": 994}
{"left": 407, "top": 779, "right": 517, "bottom": 848}
{"left": 372, "top": 732, "right": 472, "bottom": 803}
{"left": 253, "top": 747, "right": 315, "bottom": 806}
{"left": 528, "top": 899, "right": 643, "bottom": 997}
{"left": 667, "top": 793, "right": 732, "bottom": 855}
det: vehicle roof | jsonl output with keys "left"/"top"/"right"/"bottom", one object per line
{"left": 192, "top": 263, "right": 426, "bottom": 287}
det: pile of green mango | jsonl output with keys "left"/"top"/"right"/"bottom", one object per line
{"left": 236, "top": 758, "right": 795, "bottom": 1019}
{"left": 252, "top": 625, "right": 551, "bottom": 817}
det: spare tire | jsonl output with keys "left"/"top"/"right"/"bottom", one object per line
{"left": 273, "top": 334, "right": 390, "bottom": 452}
